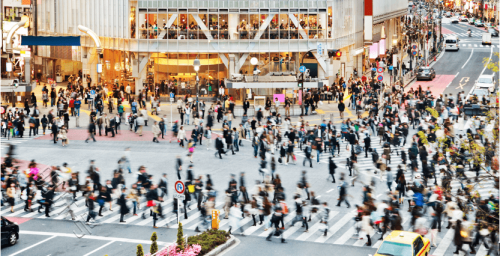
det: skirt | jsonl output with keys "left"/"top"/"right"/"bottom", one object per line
{"left": 8, "top": 197, "right": 15, "bottom": 206}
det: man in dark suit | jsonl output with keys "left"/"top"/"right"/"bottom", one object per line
{"left": 118, "top": 188, "right": 129, "bottom": 222}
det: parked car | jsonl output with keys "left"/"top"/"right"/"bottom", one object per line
{"left": 459, "top": 15, "right": 468, "bottom": 22}
{"left": 450, "top": 17, "right": 459, "bottom": 23}
{"left": 468, "top": 18, "right": 476, "bottom": 25}
{"left": 475, "top": 20, "right": 485, "bottom": 27}
{"left": 416, "top": 67, "right": 436, "bottom": 81}
{"left": 1, "top": 217, "right": 19, "bottom": 247}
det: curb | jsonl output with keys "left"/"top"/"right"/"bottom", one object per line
{"left": 205, "top": 235, "right": 239, "bottom": 256}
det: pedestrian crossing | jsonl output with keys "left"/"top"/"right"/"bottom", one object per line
{"left": 1, "top": 134, "right": 44, "bottom": 151}
{"left": 458, "top": 44, "right": 499, "bottom": 49}
{"left": 0, "top": 182, "right": 495, "bottom": 255}
{"left": 448, "top": 32, "right": 485, "bottom": 38}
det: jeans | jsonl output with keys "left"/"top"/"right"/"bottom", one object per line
{"left": 254, "top": 145, "right": 258, "bottom": 157}
{"left": 305, "top": 106, "right": 309, "bottom": 115}
{"left": 387, "top": 181, "right": 392, "bottom": 191}
{"left": 233, "top": 139, "right": 239, "bottom": 151}
{"left": 228, "top": 121, "right": 232, "bottom": 129}
{"left": 317, "top": 150, "right": 321, "bottom": 162}
{"left": 185, "top": 114, "right": 190, "bottom": 125}
{"left": 132, "top": 201, "right": 137, "bottom": 215}
{"left": 75, "top": 108, "right": 80, "bottom": 116}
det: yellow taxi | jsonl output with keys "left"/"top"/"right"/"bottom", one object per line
{"left": 374, "top": 231, "right": 431, "bottom": 256}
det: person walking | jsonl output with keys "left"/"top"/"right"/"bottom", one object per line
{"left": 177, "top": 126, "right": 186, "bottom": 147}
{"left": 117, "top": 187, "right": 129, "bottom": 223}
{"left": 266, "top": 208, "right": 287, "bottom": 243}
{"left": 303, "top": 142, "right": 313, "bottom": 168}
{"left": 328, "top": 156, "right": 337, "bottom": 183}
{"left": 152, "top": 121, "right": 161, "bottom": 143}
{"left": 85, "top": 121, "right": 97, "bottom": 143}
{"left": 6, "top": 183, "right": 16, "bottom": 213}
{"left": 336, "top": 176, "right": 350, "bottom": 208}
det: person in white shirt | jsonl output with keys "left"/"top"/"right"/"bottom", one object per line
{"left": 140, "top": 108, "right": 148, "bottom": 126}
{"left": 274, "top": 98, "right": 280, "bottom": 114}
{"left": 184, "top": 106, "right": 191, "bottom": 125}
{"left": 125, "top": 85, "right": 131, "bottom": 102}
{"left": 401, "top": 114, "right": 409, "bottom": 124}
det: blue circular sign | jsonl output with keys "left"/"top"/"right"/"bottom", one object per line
{"left": 299, "top": 66, "right": 307, "bottom": 73}
{"left": 372, "top": 67, "right": 377, "bottom": 72}
{"left": 377, "top": 75, "right": 384, "bottom": 81}
{"left": 412, "top": 51, "right": 418, "bottom": 56}
{"left": 377, "top": 67, "right": 384, "bottom": 73}
{"left": 90, "top": 90, "right": 96, "bottom": 95}
{"left": 412, "top": 44, "right": 418, "bottom": 50}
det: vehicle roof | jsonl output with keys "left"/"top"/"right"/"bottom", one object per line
{"left": 478, "top": 74, "right": 494, "bottom": 79}
{"left": 384, "top": 231, "right": 420, "bottom": 244}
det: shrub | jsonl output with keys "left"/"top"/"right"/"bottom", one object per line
{"left": 137, "top": 244, "right": 144, "bottom": 256}
{"left": 187, "top": 230, "right": 230, "bottom": 256}
{"left": 177, "top": 223, "right": 185, "bottom": 251}
{"left": 150, "top": 232, "right": 158, "bottom": 254}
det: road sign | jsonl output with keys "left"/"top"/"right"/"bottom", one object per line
{"left": 174, "top": 194, "right": 185, "bottom": 200}
{"left": 377, "top": 67, "right": 384, "bottom": 73}
{"left": 412, "top": 44, "right": 418, "bottom": 50}
{"left": 90, "top": 90, "right": 96, "bottom": 96}
{"left": 412, "top": 50, "right": 418, "bottom": 56}
{"left": 377, "top": 75, "right": 384, "bottom": 81}
{"left": 371, "top": 67, "right": 376, "bottom": 72}
{"left": 174, "top": 180, "right": 185, "bottom": 194}
{"left": 170, "top": 92, "right": 174, "bottom": 98}
{"left": 299, "top": 66, "right": 306, "bottom": 73}
{"left": 0, "top": 107, "right": 4, "bottom": 114}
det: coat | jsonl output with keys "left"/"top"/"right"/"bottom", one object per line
{"left": 177, "top": 129, "right": 186, "bottom": 140}
{"left": 117, "top": 194, "right": 130, "bottom": 215}
{"left": 152, "top": 124, "right": 161, "bottom": 136}
{"left": 383, "top": 147, "right": 391, "bottom": 161}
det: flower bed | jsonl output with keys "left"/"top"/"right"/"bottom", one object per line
{"left": 187, "top": 230, "right": 231, "bottom": 256}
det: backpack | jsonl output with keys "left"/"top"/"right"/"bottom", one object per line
{"left": 434, "top": 202, "right": 443, "bottom": 213}
{"left": 280, "top": 202, "right": 289, "bottom": 214}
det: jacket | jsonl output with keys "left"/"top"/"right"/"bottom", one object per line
{"left": 177, "top": 129, "right": 186, "bottom": 139}
{"left": 152, "top": 124, "right": 161, "bottom": 136}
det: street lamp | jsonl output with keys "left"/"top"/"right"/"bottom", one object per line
{"left": 193, "top": 57, "right": 200, "bottom": 106}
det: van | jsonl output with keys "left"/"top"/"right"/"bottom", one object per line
{"left": 482, "top": 33, "right": 491, "bottom": 45}
{"left": 444, "top": 36, "right": 460, "bottom": 51}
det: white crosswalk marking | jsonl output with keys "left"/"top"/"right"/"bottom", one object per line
{"left": 314, "top": 213, "right": 353, "bottom": 243}
{"left": 432, "top": 229, "right": 454, "bottom": 256}
{"left": 296, "top": 211, "right": 338, "bottom": 241}
{"left": 474, "top": 44, "right": 478, "bottom": 47}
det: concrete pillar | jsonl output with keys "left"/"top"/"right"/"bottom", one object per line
{"left": 229, "top": 54, "right": 236, "bottom": 77}
{"left": 228, "top": 14, "right": 239, "bottom": 40}
{"left": 318, "top": 13, "right": 327, "bottom": 39}
{"left": 24, "top": 57, "right": 31, "bottom": 84}
{"left": 135, "top": 66, "right": 148, "bottom": 95}
{"left": 81, "top": 47, "right": 99, "bottom": 87}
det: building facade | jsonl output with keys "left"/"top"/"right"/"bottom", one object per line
{"left": 31, "top": 0, "right": 405, "bottom": 99}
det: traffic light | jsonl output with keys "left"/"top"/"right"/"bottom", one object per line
{"left": 328, "top": 49, "right": 342, "bottom": 58}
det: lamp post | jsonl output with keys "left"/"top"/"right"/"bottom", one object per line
{"left": 193, "top": 57, "right": 200, "bottom": 107}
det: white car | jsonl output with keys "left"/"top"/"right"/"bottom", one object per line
{"left": 475, "top": 74, "right": 496, "bottom": 93}
{"left": 450, "top": 17, "right": 459, "bottom": 23}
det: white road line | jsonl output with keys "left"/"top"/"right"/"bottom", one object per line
{"left": 326, "top": 189, "right": 334, "bottom": 193}
{"left": 474, "top": 44, "right": 478, "bottom": 47}
{"left": 468, "top": 44, "right": 472, "bottom": 47}
{"left": 9, "top": 235, "right": 57, "bottom": 256}
{"left": 296, "top": 211, "right": 338, "bottom": 241}
{"left": 333, "top": 226, "right": 356, "bottom": 245}
{"left": 476, "top": 244, "right": 488, "bottom": 256}
{"left": 257, "top": 213, "right": 297, "bottom": 237}
{"left": 314, "top": 213, "right": 353, "bottom": 243}
{"left": 83, "top": 241, "right": 115, "bottom": 256}
{"left": 18, "top": 230, "right": 171, "bottom": 245}
{"left": 462, "top": 49, "right": 474, "bottom": 69}
{"left": 431, "top": 229, "right": 454, "bottom": 256}
{"left": 480, "top": 44, "right": 484, "bottom": 47}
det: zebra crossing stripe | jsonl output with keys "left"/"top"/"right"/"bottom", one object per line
{"left": 333, "top": 225, "right": 356, "bottom": 244}
{"left": 257, "top": 212, "right": 297, "bottom": 237}
{"left": 295, "top": 211, "right": 339, "bottom": 241}
{"left": 432, "top": 229, "right": 454, "bottom": 256}
{"left": 314, "top": 213, "right": 352, "bottom": 243}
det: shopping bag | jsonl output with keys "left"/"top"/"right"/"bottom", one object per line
{"left": 146, "top": 200, "right": 156, "bottom": 207}
{"left": 188, "top": 184, "right": 195, "bottom": 193}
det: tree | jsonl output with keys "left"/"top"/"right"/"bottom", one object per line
{"left": 176, "top": 222, "right": 185, "bottom": 251}
{"left": 137, "top": 244, "right": 144, "bottom": 256}
{"left": 150, "top": 232, "right": 158, "bottom": 255}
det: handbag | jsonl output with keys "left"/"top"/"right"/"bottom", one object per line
{"left": 188, "top": 184, "right": 195, "bottom": 193}
{"left": 97, "top": 198, "right": 105, "bottom": 206}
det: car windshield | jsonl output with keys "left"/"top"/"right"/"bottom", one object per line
{"left": 488, "top": 29, "right": 496, "bottom": 33}
{"left": 446, "top": 39, "right": 457, "bottom": 43}
{"left": 478, "top": 78, "right": 492, "bottom": 84}
{"left": 419, "top": 69, "right": 430, "bottom": 74}
{"left": 377, "top": 241, "right": 413, "bottom": 256}
{"left": 473, "top": 90, "right": 489, "bottom": 97}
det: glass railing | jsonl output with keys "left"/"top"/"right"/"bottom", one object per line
{"left": 136, "top": 28, "right": 328, "bottom": 40}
